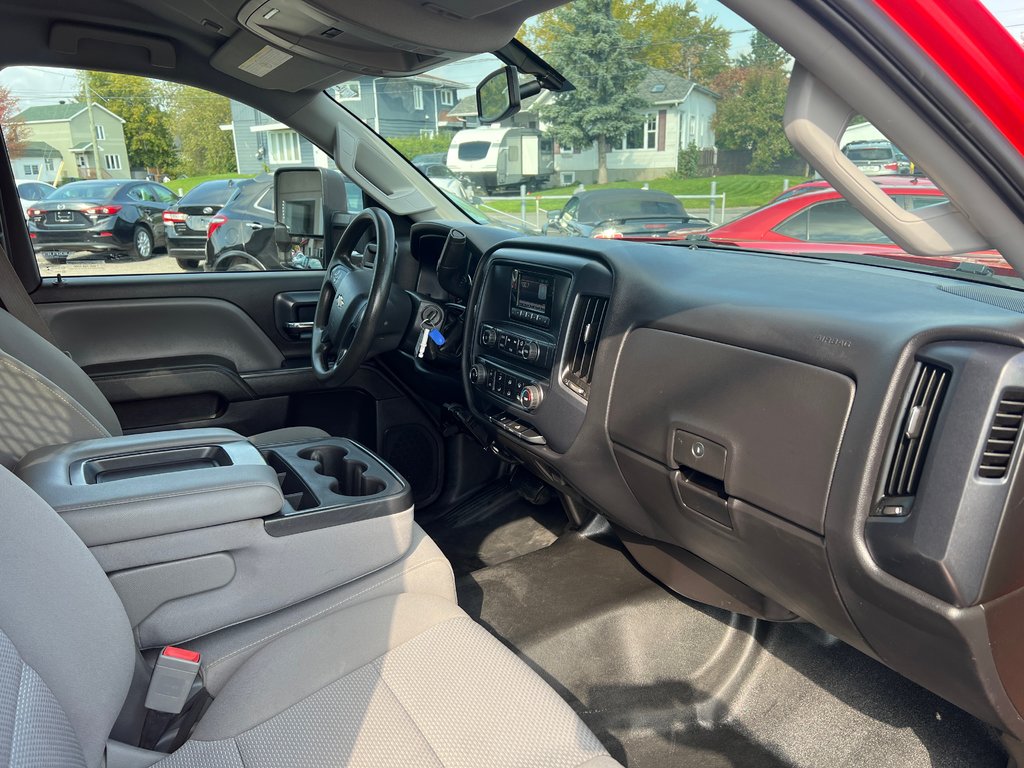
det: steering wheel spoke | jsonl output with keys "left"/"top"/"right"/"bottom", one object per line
{"left": 311, "top": 208, "right": 397, "bottom": 384}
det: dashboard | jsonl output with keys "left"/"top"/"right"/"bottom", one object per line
{"left": 407, "top": 221, "right": 1024, "bottom": 742}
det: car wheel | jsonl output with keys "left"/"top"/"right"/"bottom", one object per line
{"left": 175, "top": 258, "right": 201, "bottom": 270}
{"left": 132, "top": 226, "right": 154, "bottom": 260}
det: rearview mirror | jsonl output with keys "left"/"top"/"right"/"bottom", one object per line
{"left": 477, "top": 66, "right": 521, "bottom": 125}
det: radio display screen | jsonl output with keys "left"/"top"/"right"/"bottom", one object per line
{"left": 510, "top": 269, "right": 553, "bottom": 324}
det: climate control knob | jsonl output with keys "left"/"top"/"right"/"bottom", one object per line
{"left": 517, "top": 384, "right": 543, "bottom": 411}
{"left": 469, "top": 363, "right": 489, "bottom": 386}
{"left": 521, "top": 341, "right": 541, "bottom": 363}
{"left": 481, "top": 327, "right": 498, "bottom": 346}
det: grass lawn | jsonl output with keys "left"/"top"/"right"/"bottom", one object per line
{"left": 166, "top": 173, "right": 255, "bottom": 197}
{"left": 482, "top": 174, "right": 808, "bottom": 214}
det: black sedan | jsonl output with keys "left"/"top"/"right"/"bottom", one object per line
{"left": 543, "top": 188, "right": 709, "bottom": 239}
{"left": 28, "top": 179, "right": 178, "bottom": 263}
{"left": 163, "top": 178, "right": 251, "bottom": 270}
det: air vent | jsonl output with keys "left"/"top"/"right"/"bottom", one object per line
{"left": 562, "top": 295, "right": 608, "bottom": 400}
{"left": 979, "top": 389, "right": 1024, "bottom": 478}
{"left": 885, "top": 362, "right": 950, "bottom": 497}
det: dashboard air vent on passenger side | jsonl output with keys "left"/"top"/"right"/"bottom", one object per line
{"left": 885, "top": 362, "right": 950, "bottom": 497}
{"left": 562, "top": 295, "right": 608, "bottom": 400}
{"left": 978, "top": 389, "right": 1024, "bottom": 479}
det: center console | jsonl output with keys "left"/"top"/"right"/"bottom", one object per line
{"left": 467, "top": 248, "right": 613, "bottom": 453}
{"left": 14, "top": 428, "right": 415, "bottom": 649}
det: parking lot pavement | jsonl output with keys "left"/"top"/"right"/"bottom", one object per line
{"left": 36, "top": 252, "right": 190, "bottom": 277}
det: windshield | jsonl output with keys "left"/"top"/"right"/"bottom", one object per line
{"left": 324, "top": 0, "right": 1018, "bottom": 282}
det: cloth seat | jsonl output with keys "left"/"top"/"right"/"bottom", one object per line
{"left": 0, "top": 465, "right": 622, "bottom": 768}
{"left": 159, "top": 594, "right": 619, "bottom": 768}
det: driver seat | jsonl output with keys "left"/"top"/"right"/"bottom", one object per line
{"left": 0, "top": 306, "right": 328, "bottom": 468}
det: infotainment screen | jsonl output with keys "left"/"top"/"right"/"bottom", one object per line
{"left": 510, "top": 269, "right": 553, "bottom": 325}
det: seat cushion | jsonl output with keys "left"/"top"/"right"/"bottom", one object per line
{"left": 188, "top": 523, "right": 457, "bottom": 694}
{"left": 156, "top": 593, "right": 619, "bottom": 768}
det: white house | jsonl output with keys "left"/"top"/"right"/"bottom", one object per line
{"left": 554, "top": 69, "right": 719, "bottom": 185}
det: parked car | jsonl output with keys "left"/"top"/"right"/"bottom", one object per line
{"left": 163, "top": 178, "right": 251, "bottom": 270}
{"left": 204, "top": 176, "right": 276, "bottom": 271}
{"left": 772, "top": 175, "right": 935, "bottom": 203}
{"left": 411, "top": 152, "right": 447, "bottom": 166}
{"left": 27, "top": 179, "right": 177, "bottom": 263}
{"left": 414, "top": 162, "right": 476, "bottom": 203}
{"left": 15, "top": 179, "right": 54, "bottom": 217}
{"left": 544, "top": 188, "right": 709, "bottom": 239}
{"left": 841, "top": 140, "right": 914, "bottom": 175}
{"left": 676, "top": 184, "right": 1010, "bottom": 274}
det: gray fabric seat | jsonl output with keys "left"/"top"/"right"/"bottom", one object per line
{"left": 0, "top": 466, "right": 622, "bottom": 768}
{"left": 0, "top": 308, "right": 328, "bottom": 468}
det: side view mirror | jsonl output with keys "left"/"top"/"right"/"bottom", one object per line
{"left": 546, "top": 209, "right": 561, "bottom": 221}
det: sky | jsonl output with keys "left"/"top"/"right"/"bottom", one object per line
{"left": 0, "top": 0, "right": 1020, "bottom": 107}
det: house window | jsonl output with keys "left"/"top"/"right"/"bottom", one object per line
{"left": 95, "top": 124, "right": 106, "bottom": 140}
{"left": 335, "top": 82, "right": 361, "bottom": 101}
{"left": 621, "top": 114, "right": 657, "bottom": 150}
{"left": 267, "top": 130, "right": 302, "bottom": 164}
{"left": 413, "top": 85, "right": 424, "bottom": 111}
{"left": 77, "top": 155, "right": 88, "bottom": 168}
{"left": 23, "top": 164, "right": 39, "bottom": 176}
{"left": 441, "top": 89, "right": 454, "bottom": 106}
{"left": 44, "top": 158, "right": 54, "bottom": 171}
{"left": 104, "top": 154, "right": 122, "bottom": 171}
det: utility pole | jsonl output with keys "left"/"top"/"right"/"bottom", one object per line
{"left": 84, "top": 82, "right": 103, "bottom": 179}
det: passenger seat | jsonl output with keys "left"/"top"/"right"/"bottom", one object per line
{"left": 0, "top": 465, "right": 621, "bottom": 768}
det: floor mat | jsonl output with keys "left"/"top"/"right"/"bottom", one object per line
{"left": 419, "top": 483, "right": 568, "bottom": 575}
{"left": 458, "top": 533, "right": 1006, "bottom": 768}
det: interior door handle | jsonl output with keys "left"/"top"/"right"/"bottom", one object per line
{"left": 284, "top": 321, "right": 314, "bottom": 331}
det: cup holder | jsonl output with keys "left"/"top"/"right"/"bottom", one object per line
{"left": 298, "top": 446, "right": 386, "bottom": 497}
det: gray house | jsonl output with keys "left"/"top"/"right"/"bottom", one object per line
{"left": 328, "top": 74, "right": 464, "bottom": 137}
{"left": 225, "top": 74, "right": 464, "bottom": 174}
{"left": 225, "top": 101, "right": 319, "bottom": 175}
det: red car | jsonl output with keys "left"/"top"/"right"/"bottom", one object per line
{"left": 677, "top": 184, "right": 1012, "bottom": 276}
{"left": 771, "top": 174, "right": 936, "bottom": 202}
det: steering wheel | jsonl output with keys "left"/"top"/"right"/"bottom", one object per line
{"left": 311, "top": 207, "right": 397, "bottom": 383}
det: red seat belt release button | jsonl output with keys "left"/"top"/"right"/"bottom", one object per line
{"left": 144, "top": 646, "right": 201, "bottom": 714}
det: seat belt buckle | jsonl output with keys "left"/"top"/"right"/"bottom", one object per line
{"left": 144, "top": 646, "right": 201, "bottom": 714}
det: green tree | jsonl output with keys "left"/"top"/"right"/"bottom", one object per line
{"left": 167, "top": 85, "right": 235, "bottom": 176}
{"left": 79, "top": 72, "right": 177, "bottom": 174}
{"left": 711, "top": 32, "right": 793, "bottom": 172}
{"left": 737, "top": 31, "right": 788, "bottom": 69}
{"left": 712, "top": 67, "right": 791, "bottom": 172}
{"left": 527, "top": 0, "right": 730, "bottom": 84}
{"left": 614, "top": 0, "right": 731, "bottom": 83}
{"left": 532, "top": 0, "right": 649, "bottom": 184}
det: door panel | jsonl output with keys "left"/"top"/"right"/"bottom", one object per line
{"left": 31, "top": 273, "right": 322, "bottom": 435}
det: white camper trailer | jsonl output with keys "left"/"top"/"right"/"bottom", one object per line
{"left": 446, "top": 127, "right": 553, "bottom": 193}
